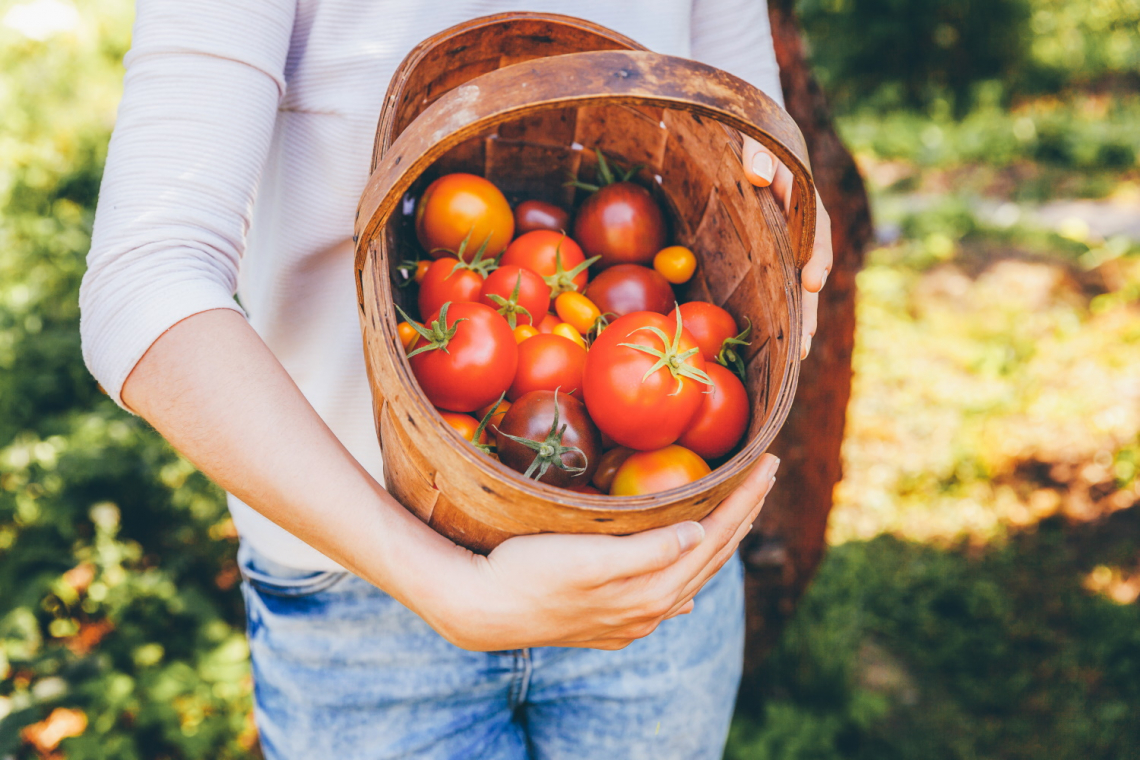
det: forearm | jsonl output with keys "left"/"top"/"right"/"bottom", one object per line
{"left": 121, "top": 308, "right": 467, "bottom": 614}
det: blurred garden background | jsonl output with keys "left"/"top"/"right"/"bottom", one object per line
{"left": 1, "top": 0, "right": 1138, "bottom": 757}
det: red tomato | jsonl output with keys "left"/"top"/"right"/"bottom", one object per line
{"left": 509, "top": 333, "right": 587, "bottom": 401}
{"left": 572, "top": 182, "right": 666, "bottom": 268}
{"left": 514, "top": 200, "right": 570, "bottom": 235}
{"left": 667, "top": 302, "right": 738, "bottom": 362}
{"left": 609, "top": 445, "right": 711, "bottom": 496}
{"left": 537, "top": 313, "right": 561, "bottom": 334}
{"left": 478, "top": 265, "right": 552, "bottom": 328}
{"left": 418, "top": 258, "right": 483, "bottom": 320}
{"left": 677, "top": 364, "right": 750, "bottom": 460}
{"left": 583, "top": 310, "right": 711, "bottom": 450}
{"left": 416, "top": 173, "right": 514, "bottom": 259}
{"left": 585, "top": 264, "right": 674, "bottom": 319}
{"left": 568, "top": 484, "right": 604, "bottom": 495}
{"left": 407, "top": 302, "right": 518, "bottom": 412}
{"left": 500, "top": 231, "right": 595, "bottom": 303}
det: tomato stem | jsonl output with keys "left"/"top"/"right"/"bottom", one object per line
{"left": 471, "top": 393, "right": 506, "bottom": 454}
{"left": 543, "top": 235, "right": 600, "bottom": 298}
{"left": 397, "top": 301, "right": 466, "bottom": 359}
{"left": 716, "top": 318, "right": 753, "bottom": 380}
{"left": 494, "top": 389, "right": 588, "bottom": 482}
{"left": 433, "top": 230, "right": 499, "bottom": 278}
{"left": 485, "top": 271, "right": 533, "bottom": 329}
{"left": 618, "top": 308, "right": 714, "bottom": 396}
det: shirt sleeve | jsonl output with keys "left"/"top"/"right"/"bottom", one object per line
{"left": 79, "top": 0, "right": 296, "bottom": 408}
{"left": 689, "top": 0, "right": 784, "bottom": 107}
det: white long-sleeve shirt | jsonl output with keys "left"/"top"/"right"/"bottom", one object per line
{"left": 79, "top": 0, "right": 784, "bottom": 571}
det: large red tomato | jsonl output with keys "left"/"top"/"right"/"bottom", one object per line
{"left": 509, "top": 333, "right": 586, "bottom": 400}
{"left": 500, "top": 231, "right": 595, "bottom": 303}
{"left": 407, "top": 301, "right": 518, "bottom": 412}
{"left": 416, "top": 173, "right": 514, "bottom": 260}
{"left": 667, "top": 302, "right": 739, "bottom": 362}
{"left": 417, "top": 257, "right": 483, "bottom": 319}
{"left": 478, "top": 265, "right": 551, "bottom": 328}
{"left": 513, "top": 200, "right": 570, "bottom": 235}
{"left": 572, "top": 182, "right": 666, "bottom": 268}
{"left": 583, "top": 310, "right": 711, "bottom": 450}
{"left": 585, "top": 264, "right": 674, "bottom": 318}
{"left": 494, "top": 390, "right": 600, "bottom": 487}
{"left": 609, "top": 445, "right": 711, "bottom": 496}
{"left": 677, "top": 363, "right": 750, "bottom": 460}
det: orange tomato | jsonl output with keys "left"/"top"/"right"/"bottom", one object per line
{"left": 513, "top": 324, "right": 539, "bottom": 343}
{"left": 397, "top": 321, "right": 419, "bottom": 351}
{"left": 537, "top": 312, "right": 562, "bottom": 334}
{"left": 415, "top": 173, "right": 514, "bottom": 260}
{"left": 554, "top": 291, "right": 602, "bottom": 335}
{"left": 476, "top": 399, "right": 511, "bottom": 430}
{"left": 414, "top": 260, "right": 432, "bottom": 284}
{"left": 610, "top": 445, "right": 710, "bottom": 496}
{"left": 438, "top": 411, "right": 488, "bottom": 445}
{"left": 653, "top": 246, "right": 697, "bottom": 284}
{"left": 552, "top": 322, "right": 586, "bottom": 349}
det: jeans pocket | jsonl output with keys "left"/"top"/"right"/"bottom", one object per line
{"left": 239, "top": 546, "right": 348, "bottom": 598}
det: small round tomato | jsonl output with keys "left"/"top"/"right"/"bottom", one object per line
{"left": 417, "top": 258, "right": 483, "bottom": 320}
{"left": 573, "top": 182, "right": 666, "bottom": 268}
{"left": 583, "top": 310, "right": 711, "bottom": 450}
{"left": 610, "top": 445, "right": 711, "bottom": 496}
{"left": 513, "top": 324, "right": 539, "bottom": 343}
{"left": 568, "top": 484, "right": 604, "bottom": 495}
{"left": 478, "top": 265, "right": 552, "bottom": 328}
{"left": 416, "top": 173, "right": 514, "bottom": 259}
{"left": 537, "top": 312, "right": 561, "bottom": 334}
{"left": 495, "top": 390, "right": 600, "bottom": 487}
{"left": 476, "top": 398, "right": 511, "bottom": 429}
{"left": 552, "top": 322, "right": 586, "bottom": 349}
{"left": 667, "top": 302, "right": 738, "bottom": 362}
{"left": 677, "top": 363, "right": 750, "bottom": 460}
{"left": 514, "top": 199, "right": 570, "bottom": 235}
{"left": 585, "top": 264, "right": 675, "bottom": 319}
{"left": 407, "top": 302, "right": 518, "bottom": 412}
{"left": 653, "top": 246, "right": 697, "bottom": 284}
{"left": 554, "top": 291, "right": 602, "bottom": 335}
{"left": 509, "top": 333, "right": 587, "bottom": 400}
{"left": 397, "top": 321, "right": 419, "bottom": 351}
{"left": 438, "top": 411, "right": 488, "bottom": 445}
{"left": 500, "top": 231, "right": 595, "bottom": 302}
{"left": 414, "top": 260, "right": 432, "bottom": 284}
{"left": 591, "top": 446, "right": 634, "bottom": 492}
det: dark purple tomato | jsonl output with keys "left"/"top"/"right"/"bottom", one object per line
{"left": 585, "top": 264, "right": 674, "bottom": 318}
{"left": 572, "top": 182, "right": 666, "bottom": 268}
{"left": 514, "top": 200, "right": 571, "bottom": 235}
{"left": 494, "top": 390, "right": 600, "bottom": 488}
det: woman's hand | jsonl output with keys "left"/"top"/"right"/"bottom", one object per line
{"left": 416, "top": 454, "right": 780, "bottom": 652}
{"left": 742, "top": 137, "right": 833, "bottom": 359}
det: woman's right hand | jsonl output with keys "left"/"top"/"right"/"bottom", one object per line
{"left": 418, "top": 453, "right": 780, "bottom": 651}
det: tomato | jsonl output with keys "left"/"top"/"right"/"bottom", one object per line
{"left": 416, "top": 173, "right": 514, "bottom": 259}
{"left": 585, "top": 264, "right": 674, "bottom": 319}
{"left": 513, "top": 324, "right": 539, "bottom": 343}
{"left": 609, "top": 445, "right": 711, "bottom": 496}
{"left": 414, "top": 260, "right": 432, "bottom": 284}
{"left": 568, "top": 484, "right": 604, "bottom": 495}
{"left": 677, "top": 364, "right": 750, "bottom": 459}
{"left": 573, "top": 182, "right": 666, "bottom": 268}
{"left": 495, "top": 390, "right": 601, "bottom": 487}
{"left": 554, "top": 291, "right": 602, "bottom": 335}
{"left": 417, "top": 258, "right": 483, "bottom": 319}
{"left": 591, "top": 446, "right": 634, "bottom": 492}
{"left": 653, "top": 246, "right": 697, "bottom": 284}
{"left": 514, "top": 199, "right": 570, "bottom": 235}
{"left": 552, "top": 322, "right": 586, "bottom": 349}
{"left": 397, "top": 321, "right": 419, "bottom": 351}
{"left": 509, "top": 333, "right": 586, "bottom": 400}
{"left": 478, "top": 265, "right": 551, "bottom": 328}
{"left": 583, "top": 310, "right": 711, "bottom": 450}
{"left": 537, "top": 312, "right": 561, "bottom": 334}
{"left": 476, "top": 398, "right": 511, "bottom": 428}
{"left": 438, "top": 411, "right": 489, "bottom": 445}
{"left": 406, "top": 301, "right": 518, "bottom": 412}
{"left": 667, "top": 302, "right": 738, "bottom": 362}
{"left": 500, "top": 231, "right": 596, "bottom": 302}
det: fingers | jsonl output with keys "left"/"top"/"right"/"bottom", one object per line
{"left": 801, "top": 287, "right": 818, "bottom": 360}
{"left": 741, "top": 136, "right": 777, "bottom": 188}
{"left": 586, "top": 521, "right": 706, "bottom": 584}
{"left": 698, "top": 454, "right": 780, "bottom": 546}
{"left": 802, "top": 196, "right": 833, "bottom": 293}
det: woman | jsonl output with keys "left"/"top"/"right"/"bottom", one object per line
{"left": 79, "top": 1, "right": 832, "bottom": 757}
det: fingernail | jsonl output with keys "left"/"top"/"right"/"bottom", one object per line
{"left": 763, "top": 456, "right": 781, "bottom": 479}
{"left": 801, "top": 334, "right": 812, "bottom": 360}
{"left": 676, "top": 522, "right": 705, "bottom": 554}
{"left": 751, "top": 152, "right": 775, "bottom": 183}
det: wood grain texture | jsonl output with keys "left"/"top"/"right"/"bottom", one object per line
{"left": 354, "top": 12, "right": 815, "bottom": 553}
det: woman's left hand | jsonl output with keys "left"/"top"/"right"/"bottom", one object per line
{"left": 741, "top": 136, "right": 833, "bottom": 359}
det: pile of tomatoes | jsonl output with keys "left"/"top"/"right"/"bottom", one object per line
{"left": 397, "top": 158, "right": 752, "bottom": 497}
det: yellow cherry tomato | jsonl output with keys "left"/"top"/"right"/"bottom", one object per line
{"left": 653, "top": 246, "right": 697, "bottom": 285}
{"left": 397, "top": 321, "right": 419, "bottom": 351}
{"left": 552, "top": 322, "right": 586, "bottom": 349}
{"left": 414, "top": 260, "right": 432, "bottom": 284}
{"left": 610, "top": 445, "right": 711, "bottom": 496}
{"left": 513, "top": 324, "right": 540, "bottom": 344}
{"left": 554, "top": 291, "right": 602, "bottom": 335}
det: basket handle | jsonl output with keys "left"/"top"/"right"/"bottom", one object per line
{"left": 356, "top": 49, "right": 816, "bottom": 269}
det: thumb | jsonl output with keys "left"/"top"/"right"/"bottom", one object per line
{"left": 596, "top": 521, "right": 706, "bottom": 581}
{"left": 742, "top": 136, "right": 777, "bottom": 188}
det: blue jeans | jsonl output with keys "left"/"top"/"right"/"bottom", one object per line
{"left": 239, "top": 542, "right": 744, "bottom": 759}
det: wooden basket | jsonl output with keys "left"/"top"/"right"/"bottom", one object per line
{"left": 354, "top": 13, "right": 817, "bottom": 553}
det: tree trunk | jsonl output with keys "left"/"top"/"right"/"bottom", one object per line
{"left": 740, "top": 0, "right": 874, "bottom": 682}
